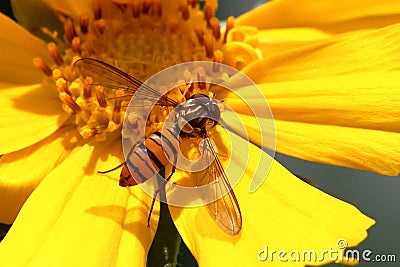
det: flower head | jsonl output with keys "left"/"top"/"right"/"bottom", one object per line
{"left": 1, "top": 0, "right": 399, "bottom": 266}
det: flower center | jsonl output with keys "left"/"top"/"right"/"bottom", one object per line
{"left": 33, "top": 0, "right": 238, "bottom": 141}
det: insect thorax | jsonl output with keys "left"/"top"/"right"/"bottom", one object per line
{"left": 175, "top": 94, "right": 220, "bottom": 137}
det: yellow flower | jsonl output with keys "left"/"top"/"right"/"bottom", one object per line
{"left": 0, "top": 0, "right": 398, "bottom": 266}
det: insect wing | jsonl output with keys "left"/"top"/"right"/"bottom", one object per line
{"left": 73, "top": 58, "right": 178, "bottom": 106}
{"left": 197, "top": 137, "right": 242, "bottom": 235}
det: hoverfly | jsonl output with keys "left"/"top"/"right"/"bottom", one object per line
{"left": 74, "top": 58, "right": 242, "bottom": 235}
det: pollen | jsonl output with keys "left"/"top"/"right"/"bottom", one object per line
{"left": 33, "top": 0, "right": 242, "bottom": 141}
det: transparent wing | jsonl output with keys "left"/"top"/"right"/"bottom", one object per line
{"left": 196, "top": 137, "right": 242, "bottom": 235}
{"left": 73, "top": 58, "right": 178, "bottom": 106}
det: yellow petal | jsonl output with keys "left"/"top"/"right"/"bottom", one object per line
{"left": 0, "top": 83, "right": 70, "bottom": 154}
{"left": 264, "top": 74, "right": 399, "bottom": 133}
{"left": 0, "top": 13, "right": 51, "bottom": 84}
{"left": 226, "top": 26, "right": 333, "bottom": 59}
{"left": 223, "top": 112, "right": 400, "bottom": 176}
{"left": 0, "top": 135, "right": 158, "bottom": 266}
{"left": 254, "top": 28, "right": 332, "bottom": 42}
{"left": 237, "top": 0, "right": 400, "bottom": 34}
{"left": 241, "top": 23, "right": 400, "bottom": 83}
{"left": 170, "top": 127, "right": 374, "bottom": 266}
{"left": 274, "top": 120, "right": 400, "bottom": 176}
{"left": 250, "top": 28, "right": 333, "bottom": 57}
{"left": 220, "top": 72, "right": 400, "bottom": 133}
{"left": 0, "top": 125, "right": 80, "bottom": 224}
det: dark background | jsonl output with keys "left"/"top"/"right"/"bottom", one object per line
{"left": 1, "top": 0, "right": 399, "bottom": 266}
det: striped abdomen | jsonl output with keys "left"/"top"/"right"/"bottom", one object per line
{"left": 119, "top": 129, "right": 179, "bottom": 187}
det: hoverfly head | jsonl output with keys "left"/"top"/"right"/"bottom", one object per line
{"left": 187, "top": 94, "right": 221, "bottom": 125}
{"left": 176, "top": 94, "right": 221, "bottom": 136}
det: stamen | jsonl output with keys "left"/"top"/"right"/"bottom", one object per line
{"left": 180, "top": 0, "right": 190, "bottom": 20}
{"left": 114, "top": 90, "right": 124, "bottom": 112}
{"left": 197, "top": 67, "right": 206, "bottom": 89}
{"left": 152, "top": 0, "right": 162, "bottom": 17}
{"left": 80, "top": 13, "right": 89, "bottom": 34}
{"left": 204, "top": 33, "right": 214, "bottom": 59}
{"left": 59, "top": 92, "right": 81, "bottom": 113}
{"left": 113, "top": 90, "right": 124, "bottom": 124}
{"left": 33, "top": 57, "right": 52, "bottom": 76}
{"left": 224, "top": 16, "right": 235, "bottom": 43}
{"left": 209, "top": 17, "right": 221, "bottom": 40}
{"left": 56, "top": 78, "right": 72, "bottom": 96}
{"left": 82, "top": 77, "right": 93, "bottom": 99}
{"left": 188, "top": 0, "right": 198, "bottom": 8}
{"left": 142, "top": 0, "right": 150, "bottom": 14}
{"left": 72, "top": 37, "right": 81, "bottom": 54}
{"left": 213, "top": 50, "right": 223, "bottom": 73}
{"left": 80, "top": 126, "right": 98, "bottom": 139}
{"left": 52, "top": 69, "right": 65, "bottom": 81}
{"left": 47, "top": 42, "right": 64, "bottom": 66}
{"left": 115, "top": 3, "right": 127, "bottom": 13}
{"left": 185, "top": 81, "right": 194, "bottom": 100}
{"left": 194, "top": 28, "right": 204, "bottom": 45}
{"left": 204, "top": 1, "right": 216, "bottom": 21}
{"left": 95, "top": 86, "right": 107, "bottom": 108}
{"left": 93, "top": 0, "right": 102, "bottom": 20}
{"left": 127, "top": 113, "right": 139, "bottom": 129}
{"left": 181, "top": 70, "right": 193, "bottom": 99}
{"left": 65, "top": 18, "right": 77, "bottom": 44}
{"left": 96, "top": 19, "right": 106, "bottom": 34}
{"left": 183, "top": 69, "right": 192, "bottom": 84}
{"left": 132, "top": 3, "right": 141, "bottom": 18}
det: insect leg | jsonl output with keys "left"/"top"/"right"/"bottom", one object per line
{"left": 147, "top": 159, "right": 177, "bottom": 227}
{"left": 97, "top": 162, "right": 125, "bottom": 174}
